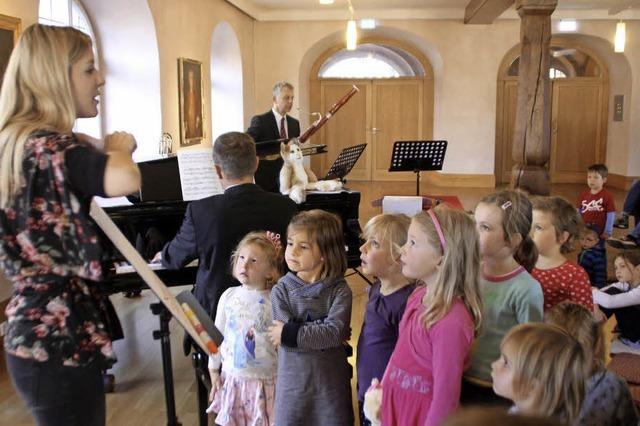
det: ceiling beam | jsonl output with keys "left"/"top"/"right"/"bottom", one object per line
{"left": 464, "top": 0, "right": 514, "bottom": 24}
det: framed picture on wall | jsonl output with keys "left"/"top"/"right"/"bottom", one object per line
{"left": 0, "top": 14, "right": 21, "bottom": 86}
{"left": 178, "top": 57, "right": 205, "bottom": 146}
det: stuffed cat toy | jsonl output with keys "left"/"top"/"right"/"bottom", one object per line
{"left": 279, "top": 140, "right": 342, "bottom": 204}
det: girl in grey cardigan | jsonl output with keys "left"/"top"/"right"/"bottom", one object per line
{"left": 268, "top": 210, "right": 354, "bottom": 426}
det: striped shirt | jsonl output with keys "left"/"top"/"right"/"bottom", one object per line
{"left": 271, "top": 272, "right": 352, "bottom": 352}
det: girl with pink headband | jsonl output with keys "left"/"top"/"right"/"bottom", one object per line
{"left": 368, "top": 205, "right": 483, "bottom": 425}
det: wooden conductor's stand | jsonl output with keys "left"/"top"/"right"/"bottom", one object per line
{"left": 388, "top": 141, "right": 447, "bottom": 196}
{"left": 90, "top": 201, "right": 223, "bottom": 426}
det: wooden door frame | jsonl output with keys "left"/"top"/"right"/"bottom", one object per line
{"left": 309, "top": 37, "right": 434, "bottom": 179}
{"left": 495, "top": 39, "right": 609, "bottom": 185}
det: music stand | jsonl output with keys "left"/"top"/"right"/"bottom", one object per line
{"left": 324, "top": 143, "right": 367, "bottom": 182}
{"left": 388, "top": 140, "right": 447, "bottom": 195}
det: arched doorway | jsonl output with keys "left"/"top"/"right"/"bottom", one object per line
{"left": 310, "top": 39, "right": 434, "bottom": 181}
{"left": 495, "top": 40, "right": 608, "bottom": 185}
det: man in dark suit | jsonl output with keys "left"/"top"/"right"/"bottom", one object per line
{"left": 159, "top": 131, "right": 297, "bottom": 319}
{"left": 248, "top": 81, "right": 300, "bottom": 192}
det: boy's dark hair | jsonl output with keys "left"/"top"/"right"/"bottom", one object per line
{"left": 583, "top": 222, "right": 601, "bottom": 236}
{"left": 587, "top": 164, "right": 608, "bottom": 179}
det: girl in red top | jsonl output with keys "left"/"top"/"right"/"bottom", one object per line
{"left": 530, "top": 196, "right": 594, "bottom": 311}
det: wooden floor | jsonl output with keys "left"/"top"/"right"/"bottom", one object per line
{"left": 0, "top": 180, "right": 628, "bottom": 426}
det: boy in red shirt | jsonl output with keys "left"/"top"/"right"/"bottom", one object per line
{"left": 577, "top": 164, "right": 616, "bottom": 240}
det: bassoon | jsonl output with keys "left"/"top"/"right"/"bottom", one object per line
{"left": 298, "top": 85, "right": 359, "bottom": 143}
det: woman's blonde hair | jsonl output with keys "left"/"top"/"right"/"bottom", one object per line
{"left": 545, "top": 301, "right": 605, "bottom": 373}
{"left": 0, "top": 24, "right": 92, "bottom": 208}
{"left": 413, "top": 206, "right": 483, "bottom": 335}
{"left": 502, "top": 323, "right": 589, "bottom": 425}
{"left": 479, "top": 190, "right": 538, "bottom": 272}
{"left": 230, "top": 231, "right": 284, "bottom": 287}
{"left": 362, "top": 213, "right": 411, "bottom": 265}
{"left": 531, "top": 196, "right": 583, "bottom": 254}
{"left": 287, "top": 209, "right": 347, "bottom": 281}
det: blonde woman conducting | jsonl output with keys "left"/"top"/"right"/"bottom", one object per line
{"left": 0, "top": 24, "right": 139, "bottom": 426}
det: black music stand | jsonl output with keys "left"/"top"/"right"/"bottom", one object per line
{"left": 324, "top": 143, "right": 367, "bottom": 182}
{"left": 388, "top": 141, "right": 447, "bottom": 196}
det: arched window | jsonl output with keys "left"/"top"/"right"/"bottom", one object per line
{"left": 506, "top": 46, "right": 602, "bottom": 79}
{"left": 318, "top": 43, "right": 425, "bottom": 79}
{"left": 211, "top": 22, "right": 243, "bottom": 140}
{"left": 39, "top": 0, "right": 101, "bottom": 137}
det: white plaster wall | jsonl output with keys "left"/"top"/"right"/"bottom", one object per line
{"left": 0, "top": 0, "right": 38, "bottom": 28}
{"left": 147, "top": 0, "right": 255, "bottom": 151}
{"left": 254, "top": 18, "right": 640, "bottom": 177}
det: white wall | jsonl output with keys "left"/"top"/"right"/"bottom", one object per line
{"left": 147, "top": 0, "right": 256, "bottom": 151}
{"left": 254, "top": 18, "right": 640, "bottom": 178}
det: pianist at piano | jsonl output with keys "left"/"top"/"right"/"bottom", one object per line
{"left": 248, "top": 81, "right": 301, "bottom": 193}
{"left": 0, "top": 24, "right": 141, "bottom": 426}
{"left": 159, "top": 131, "right": 297, "bottom": 320}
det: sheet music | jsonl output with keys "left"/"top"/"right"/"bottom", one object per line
{"left": 93, "top": 196, "right": 133, "bottom": 208}
{"left": 177, "top": 149, "right": 223, "bottom": 201}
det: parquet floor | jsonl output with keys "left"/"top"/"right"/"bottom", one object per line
{"left": 0, "top": 181, "right": 628, "bottom": 425}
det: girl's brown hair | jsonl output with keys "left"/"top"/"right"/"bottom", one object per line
{"left": 531, "top": 196, "right": 583, "bottom": 254}
{"left": 230, "top": 231, "right": 284, "bottom": 287}
{"left": 545, "top": 301, "right": 605, "bottom": 373}
{"left": 479, "top": 190, "right": 538, "bottom": 272}
{"left": 287, "top": 209, "right": 347, "bottom": 281}
{"left": 615, "top": 251, "right": 640, "bottom": 269}
{"left": 413, "top": 206, "right": 483, "bottom": 335}
{"left": 502, "top": 323, "right": 589, "bottom": 425}
{"left": 362, "top": 213, "right": 411, "bottom": 266}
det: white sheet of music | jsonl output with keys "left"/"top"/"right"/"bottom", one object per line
{"left": 177, "top": 149, "right": 223, "bottom": 201}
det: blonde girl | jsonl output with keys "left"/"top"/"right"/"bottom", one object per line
{"left": 357, "top": 213, "right": 415, "bottom": 426}
{"left": 530, "top": 196, "right": 593, "bottom": 311}
{"left": 267, "top": 210, "right": 353, "bottom": 425}
{"left": 207, "top": 231, "right": 284, "bottom": 425}
{"left": 592, "top": 251, "right": 640, "bottom": 347}
{"left": 379, "top": 206, "right": 482, "bottom": 426}
{"left": 0, "top": 24, "right": 139, "bottom": 425}
{"left": 491, "top": 323, "right": 589, "bottom": 425}
{"left": 546, "top": 301, "right": 638, "bottom": 426}
{"left": 465, "top": 190, "right": 544, "bottom": 403}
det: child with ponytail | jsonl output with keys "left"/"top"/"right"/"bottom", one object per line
{"left": 464, "top": 191, "right": 544, "bottom": 404}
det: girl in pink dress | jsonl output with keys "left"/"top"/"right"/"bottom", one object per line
{"left": 207, "top": 231, "right": 283, "bottom": 426}
{"left": 378, "top": 206, "right": 483, "bottom": 426}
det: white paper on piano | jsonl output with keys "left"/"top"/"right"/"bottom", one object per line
{"left": 89, "top": 200, "right": 214, "bottom": 356}
{"left": 382, "top": 196, "right": 423, "bottom": 216}
{"left": 177, "top": 148, "right": 223, "bottom": 201}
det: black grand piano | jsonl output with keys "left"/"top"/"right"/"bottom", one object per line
{"left": 101, "top": 146, "right": 363, "bottom": 426}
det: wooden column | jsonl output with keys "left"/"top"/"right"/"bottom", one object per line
{"left": 511, "top": 0, "right": 557, "bottom": 195}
